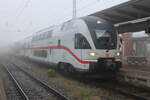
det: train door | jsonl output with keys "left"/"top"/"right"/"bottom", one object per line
{"left": 75, "top": 33, "right": 82, "bottom": 60}
{"left": 51, "top": 39, "right": 62, "bottom": 64}
{"left": 48, "top": 49, "right": 52, "bottom": 63}
{"left": 57, "top": 39, "right": 62, "bottom": 62}
{"left": 48, "top": 38, "right": 55, "bottom": 63}
{"left": 75, "top": 33, "right": 92, "bottom": 63}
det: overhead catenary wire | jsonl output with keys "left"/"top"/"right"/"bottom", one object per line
{"left": 56, "top": 0, "right": 101, "bottom": 21}
{"left": 77, "top": 0, "right": 99, "bottom": 13}
{"left": 34, "top": 0, "right": 101, "bottom": 30}
{"left": 15, "top": 0, "right": 31, "bottom": 20}
{"left": 13, "top": 0, "right": 101, "bottom": 33}
{"left": 8, "top": 0, "right": 32, "bottom": 33}
{"left": 12, "top": 0, "right": 31, "bottom": 27}
{"left": 5, "top": 0, "right": 26, "bottom": 31}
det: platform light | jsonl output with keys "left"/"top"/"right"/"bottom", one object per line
{"left": 119, "top": 34, "right": 122, "bottom": 37}
{"left": 97, "top": 20, "right": 101, "bottom": 24}
{"left": 89, "top": 52, "right": 96, "bottom": 57}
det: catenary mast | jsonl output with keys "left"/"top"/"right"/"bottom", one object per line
{"left": 73, "top": 0, "right": 77, "bottom": 19}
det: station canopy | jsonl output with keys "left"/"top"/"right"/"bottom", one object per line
{"left": 91, "top": 0, "right": 150, "bottom": 33}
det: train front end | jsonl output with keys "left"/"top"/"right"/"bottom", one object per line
{"left": 81, "top": 16, "right": 122, "bottom": 76}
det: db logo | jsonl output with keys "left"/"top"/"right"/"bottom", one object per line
{"left": 106, "top": 54, "right": 112, "bottom": 57}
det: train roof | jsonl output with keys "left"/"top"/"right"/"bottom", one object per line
{"left": 36, "top": 25, "right": 56, "bottom": 34}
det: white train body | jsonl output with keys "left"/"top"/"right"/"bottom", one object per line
{"left": 15, "top": 16, "right": 121, "bottom": 75}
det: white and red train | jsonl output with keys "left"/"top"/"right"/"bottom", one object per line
{"left": 13, "top": 16, "right": 122, "bottom": 77}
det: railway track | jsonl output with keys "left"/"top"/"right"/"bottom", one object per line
{"left": 0, "top": 64, "right": 29, "bottom": 100}
{"left": 4, "top": 59, "right": 150, "bottom": 100}
{"left": 2, "top": 63, "right": 69, "bottom": 100}
{"left": 80, "top": 76, "right": 150, "bottom": 100}
{"left": 4, "top": 65, "right": 30, "bottom": 100}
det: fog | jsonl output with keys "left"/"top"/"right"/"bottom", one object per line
{"left": 0, "top": 0, "right": 129, "bottom": 53}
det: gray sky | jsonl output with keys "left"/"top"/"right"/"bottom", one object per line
{"left": 0, "top": 0, "right": 129, "bottom": 47}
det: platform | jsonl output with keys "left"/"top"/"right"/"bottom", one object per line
{"left": 118, "top": 65, "right": 150, "bottom": 88}
{"left": 122, "top": 65, "right": 150, "bottom": 73}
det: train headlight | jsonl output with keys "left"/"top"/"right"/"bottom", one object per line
{"left": 89, "top": 52, "right": 96, "bottom": 57}
{"left": 116, "top": 52, "right": 121, "bottom": 56}
{"left": 97, "top": 20, "right": 101, "bottom": 24}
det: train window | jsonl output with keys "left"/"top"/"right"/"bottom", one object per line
{"left": 75, "top": 33, "right": 91, "bottom": 49}
{"left": 32, "top": 37, "right": 35, "bottom": 41}
{"left": 33, "top": 50, "right": 47, "bottom": 58}
{"left": 37, "top": 35, "right": 40, "bottom": 40}
{"left": 32, "top": 36, "right": 37, "bottom": 41}
{"left": 32, "top": 30, "right": 53, "bottom": 42}
{"left": 34, "top": 36, "right": 36, "bottom": 41}
{"left": 40, "top": 34, "right": 43, "bottom": 40}
{"left": 43, "top": 32, "right": 47, "bottom": 39}
{"left": 36, "top": 35, "right": 39, "bottom": 41}
{"left": 48, "top": 30, "right": 53, "bottom": 38}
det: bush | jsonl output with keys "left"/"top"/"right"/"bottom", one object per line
{"left": 81, "top": 88, "right": 93, "bottom": 100}
{"left": 47, "top": 69, "right": 57, "bottom": 77}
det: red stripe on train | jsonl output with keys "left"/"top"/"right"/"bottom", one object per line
{"left": 25, "top": 46, "right": 92, "bottom": 64}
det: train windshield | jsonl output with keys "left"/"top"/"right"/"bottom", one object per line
{"left": 82, "top": 16, "right": 117, "bottom": 50}
{"left": 94, "top": 28, "right": 117, "bottom": 49}
{"left": 95, "top": 29, "right": 110, "bottom": 39}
